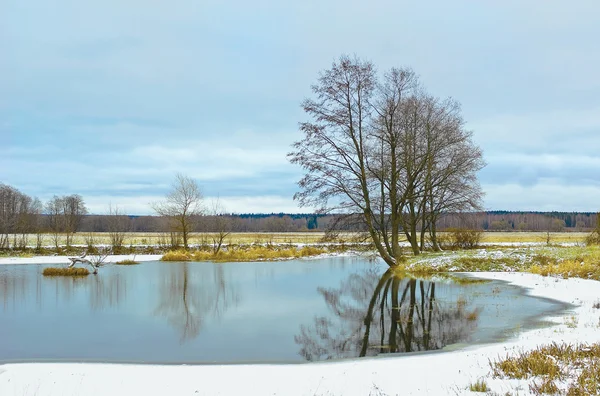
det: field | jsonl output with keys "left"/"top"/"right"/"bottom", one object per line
{"left": 8, "top": 231, "right": 591, "bottom": 249}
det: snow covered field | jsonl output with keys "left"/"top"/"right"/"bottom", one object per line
{"left": 0, "top": 254, "right": 163, "bottom": 265}
{"left": 1, "top": 261, "right": 599, "bottom": 395}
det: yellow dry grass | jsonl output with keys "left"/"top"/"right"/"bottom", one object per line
{"left": 161, "top": 245, "right": 327, "bottom": 262}
{"left": 491, "top": 342, "right": 600, "bottom": 395}
{"left": 42, "top": 267, "right": 90, "bottom": 276}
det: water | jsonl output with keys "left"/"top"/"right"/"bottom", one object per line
{"left": 0, "top": 258, "right": 569, "bottom": 364}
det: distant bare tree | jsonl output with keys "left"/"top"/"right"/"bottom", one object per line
{"left": 45, "top": 196, "right": 64, "bottom": 249}
{"left": 208, "top": 199, "right": 231, "bottom": 254}
{"left": 152, "top": 173, "right": 204, "bottom": 249}
{"left": 0, "top": 183, "right": 37, "bottom": 249}
{"left": 45, "top": 194, "right": 88, "bottom": 248}
{"left": 106, "top": 204, "right": 130, "bottom": 250}
{"left": 62, "top": 194, "right": 87, "bottom": 246}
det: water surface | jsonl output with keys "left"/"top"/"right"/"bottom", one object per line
{"left": 0, "top": 258, "right": 568, "bottom": 363}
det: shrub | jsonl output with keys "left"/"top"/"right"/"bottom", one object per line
{"left": 587, "top": 229, "right": 600, "bottom": 246}
{"left": 115, "top": 259, "right": 139, "bottom": 265}
{"left": 43, "top": 267, "right": 90, "bottom": 276}
{"left": 161, "top": 250, "right": 192, "bottom": 261}
{"left": 439, "top": 228, "right": 483, "bottom": 249}
{"left": 586, "top": 213, "right": 600, "bottom": 245}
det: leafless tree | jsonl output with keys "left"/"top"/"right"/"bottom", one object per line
{"left": 67, "top": 246, "right": 111, "bottom": 274}
{"left": 289, "top": 55, "right": 485, "bottom": 264}
{"left": 0, "top": 183, "right": 39, "bottom": 249}
{"left": 152, "top": 173, "right": 203, "bottom": 249}
{"left": 106, "top": 204, "right": 130, "bottom": 250}
{"left": 45, "top": 196, "right": 64, "bottom": 249}
{"left": 45, "top": 194, "right": 88, "bottom": 248}
{"left": 208, "top": 199, "right": 232, "bottom": 254}
{"left": 62, "top": 194, "right": 87, "bottom": 246}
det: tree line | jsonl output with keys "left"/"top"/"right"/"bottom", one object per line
{"left": 2, "top": 181, "right": 597, "bottom": 250}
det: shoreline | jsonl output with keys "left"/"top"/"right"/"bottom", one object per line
{"left": 1, "top": 268, "right": 599, "bottom": 395}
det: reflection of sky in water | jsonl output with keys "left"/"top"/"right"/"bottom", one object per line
{"left": 0, "top": 258, "right": 567, "bottom": 363}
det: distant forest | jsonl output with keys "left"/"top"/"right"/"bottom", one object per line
{"left": 78, "top": 211, "right": 599, "bottom": 233}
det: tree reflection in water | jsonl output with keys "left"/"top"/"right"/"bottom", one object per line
{"left": 154, "top": 262, "right": 239, "bottom": 342}
{"left": 295, "top": 268, "right": 481, "bottom": 361}
{"left": 0, "top": 269, "right": 125, "bottom": 311}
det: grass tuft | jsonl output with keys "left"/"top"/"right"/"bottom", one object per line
{"left": 115, "top": 259, "right": 140, "bottom": 265}
{"left": 468, "top": 379, "right": 490, "bottom": 392}
{"left": 492, "top": 342, "right": 600, "bottom": 395}
{"left": 43, "top": 267, "right": 90, "bottom": 276}
{"left": 161, "top": 250, "right": 192, "bottom": 261}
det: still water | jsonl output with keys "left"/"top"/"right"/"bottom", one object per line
{"left": 0, "top": 258, "right": 568, "bottom": 363}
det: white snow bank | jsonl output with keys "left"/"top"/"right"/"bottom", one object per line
{"left": 1, "top": 272, "right": 599, "bottom": 396}
{"left": 0, "top": 254, "right": 163, "bottom": 265}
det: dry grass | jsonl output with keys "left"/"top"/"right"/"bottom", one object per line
{"left": 408, "top": 256, "right": 525, "bottom": 275}
{"left": 491, "top": 342, "right": 600, "bottom": 395}
{"left": 161, "top": 245, "right": 328, "bottom": 262}
{"left": 468, "top": 379, "right": 490, "bottom": 392}
{"left": 479, "top": 232, "right": 589, "bottom": 244}
{"left": 161, "top": 250, "right": 192, "bottom": 262}
{"left": 115, "top": 259, "right": 139, "bottom": 265}
{"left": 42, "top": 267, "right": 90, "bottom": 276}
{"left": 528, "top": 247, "right": 600, "bottom": 280}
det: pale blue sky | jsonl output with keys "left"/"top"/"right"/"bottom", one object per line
{"left": 1, "top": 1, "right": 599, "bottom": 214}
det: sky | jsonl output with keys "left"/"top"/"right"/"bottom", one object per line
{"left": 1, "top": 0, "right": 599, "bottom": 215}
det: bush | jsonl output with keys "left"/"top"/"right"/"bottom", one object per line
{"left": 43, "top": 267, "right": 90, "bottom": 276}
{"left": 439, "top": 228, "right": 483, "bottom": 249}
{"left": 115, "top": 259, "right": 139, "bottom": 265}
{"left": 161, "top": 250, "right": 192, "bottom": 261}
{"left": 587, "top": 230, "right": 600, "bottom": 245}
{"left": 587, "top": 213, "right": 600, "bottom": 245}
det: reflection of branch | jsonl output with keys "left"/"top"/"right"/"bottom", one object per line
{"left": 154, "top": 263, "right": 239, "bottom": 342}
{"left": 296, "top": 269, "right": 480, "bottom": 361}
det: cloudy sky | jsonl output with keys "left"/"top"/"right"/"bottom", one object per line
{"left": 2, "top": 1, "right": 599, "bottom": 214}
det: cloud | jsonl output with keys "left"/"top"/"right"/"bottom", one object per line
{"left": 2, "top": 0, "right": 600, "bottom": 213}
{"left": 482, "top": 183, "right": 600, "bottom": 212}
{"left": 83, "top": 194, "right": 308, "bottom": 215}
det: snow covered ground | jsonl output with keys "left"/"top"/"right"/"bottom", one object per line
{"left": 0, "top": 254, "right": 163, "bottom": 265}
{"left": 1, "top": 266, "right": 599, "bottom": 395}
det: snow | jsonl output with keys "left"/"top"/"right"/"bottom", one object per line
{"left": 1, "top": 266, "right": 600, "bottom": 395}
{"left": 0, "top": 254, "right": 163, "bottom": 265}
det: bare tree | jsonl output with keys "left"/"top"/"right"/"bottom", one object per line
{"left": 289, "top": 55, "right": 484, "bottom": 265}
{"left": 152, "top": 173, "right": 203, "bottom": 249}
{"left": 45, "top": 196, "right": 64, "bottom": 249}
{"left": 62, "top": 194, "right": 87, "bottom": 246}
{"left": 208, "top": 199, "right": 231, "bottom": 254}
{"left": 106, "top": 204, "right": 130, "bottom": 251}
{"left": 67, "top": 246, "right": 111, "bottom": 274}
{"left": 45, "top": 194, "right": 88, "bottom": 248}
{"left": 0, "top": 184, "right": 41, "bottom": 249}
